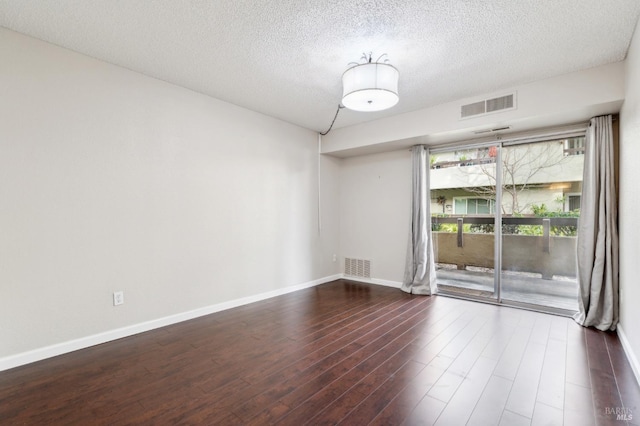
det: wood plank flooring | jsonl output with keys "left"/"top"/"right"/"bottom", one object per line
{"left": 1, "top": 279, "right": 638, "bottom": 425}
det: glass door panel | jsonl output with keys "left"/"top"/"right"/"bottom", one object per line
{"left": 499, "top": 139, "right": 582, "bottom": 312}
{"left": 430, "top": 145, "right": 499, "bottom": 300}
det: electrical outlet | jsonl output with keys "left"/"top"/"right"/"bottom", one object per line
{"left": 113, "top": 291, "right": 124, "bottom": 306}
{"left": 332, "top": 254, "right": 337, "bottom": 262}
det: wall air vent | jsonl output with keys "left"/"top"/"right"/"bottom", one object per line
{"left": 461, "top": 93, "right": 516, "bottom": 119}
{"left": 345, "top": 258, "right": 371, "bottom": 279}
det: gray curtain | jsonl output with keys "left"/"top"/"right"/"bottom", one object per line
{"left": 574, "top": 115, "right": 619, "bottom": 331}
{"left": 402, "top": 145, "right": 437, "bottom": 295}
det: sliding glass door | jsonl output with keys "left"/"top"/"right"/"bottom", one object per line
{"left": 430, "top": 136, "right": 583, "bottom": 314}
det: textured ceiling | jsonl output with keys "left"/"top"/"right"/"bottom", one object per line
{"left": 1, "top": 1, "right": 639, "bottom": 132}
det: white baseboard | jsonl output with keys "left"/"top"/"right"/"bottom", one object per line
{"left": 617, "top": 324, "right": 640, "bottom": 387}
{"left": 340, "top": 274, "right": 403, "bottom": 289}
{"left": 0, "top": 274, "right": 342, "bottom": 372}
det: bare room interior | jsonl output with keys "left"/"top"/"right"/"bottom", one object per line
{"left": 2, "top": 1, "right": 640, "bottom": 425}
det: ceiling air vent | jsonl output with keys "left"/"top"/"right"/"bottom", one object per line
{"left": 461, "top": 101, "right": 486, "bottom": 118}
{"left": 461, "top": 93, "right": 516, "bottom": 119}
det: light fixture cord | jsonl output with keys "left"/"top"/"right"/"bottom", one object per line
{"left": 320, "top": 104, "right": 344, "bottom": 136}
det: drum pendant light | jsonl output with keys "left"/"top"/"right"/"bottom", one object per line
{"left": 342, "top": 53, "right": 399, "bottom": 112}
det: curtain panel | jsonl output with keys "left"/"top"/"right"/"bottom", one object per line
{"left": 574, "top": 115, "right": 619, "bottom": 331}
{"left": 402, "top": 145, "right": 437, "bottom": 295}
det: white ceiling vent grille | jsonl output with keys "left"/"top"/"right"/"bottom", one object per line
{"left": 345, "top": 258, "right": 371, "bottom": 279}
{"left": 461, "top": 101, "right": 486, "bottom": 118}
{"left": 461, "top": 93, "right": 516, "bottom": 119}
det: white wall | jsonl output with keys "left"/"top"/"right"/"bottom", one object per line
{"left": 339, "top": 149, "right": 411, "bottom": 283}
{"left": 619, "top": 18, "right": 640, "bottom": 377}
{"left": 0, "top": 29, "right": 340, "bottom": 362}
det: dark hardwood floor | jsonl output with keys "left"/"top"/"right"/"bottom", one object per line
{"left": 1, "top": 279, "right": 638, "bottom": 425}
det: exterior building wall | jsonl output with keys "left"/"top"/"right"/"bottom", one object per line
{"left": 429, "top": 140, "right": 584, "bottom": 215}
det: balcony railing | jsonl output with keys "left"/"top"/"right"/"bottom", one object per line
{"left": 431, "top": 215, "right": 578, "bottom": 279}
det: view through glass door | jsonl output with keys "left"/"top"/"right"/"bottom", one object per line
{"left": 430, "top": 136, "right": 583, "bottom": 314}
{"left": 431, "top": 144, "right": 499, "bottom": 302}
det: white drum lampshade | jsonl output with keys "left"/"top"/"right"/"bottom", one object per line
{"left": 341, "top": 62, "right": 399, "bottom": 112}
